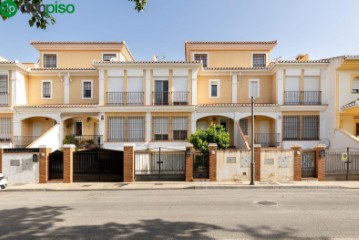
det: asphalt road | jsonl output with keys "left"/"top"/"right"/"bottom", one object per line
{"left": 1, "top": 189, "right": 359, "bottom": 239}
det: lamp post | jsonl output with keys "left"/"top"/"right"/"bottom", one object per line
{"left": 250, "top": 96, "right": 255, "bottom": 185}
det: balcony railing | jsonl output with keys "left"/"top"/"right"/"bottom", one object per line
{"left": 13, "top": 136, "right": 39, "bottom": 148}
{"left": 254, "top": 133, "right": 280, "bottom": 147}
{"left": 0, "top": 92, "right": 9, "bottom": 106}
{"left": 284, "top": 91, "right": 322, "bottom": 105}
{"left": 107, "top": 92, "right": 144, "bottom": 105}
{"left": 153, "top": 91, "right": 190, "bottom": 106}
{"left": 64, "top": 135, "right": 103, "bottom": 149}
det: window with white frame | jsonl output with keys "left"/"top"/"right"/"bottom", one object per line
{"left": 41, "top": 81, "right": 52, "bottom": 99}
{"left": 0, "top": 75, "right": 8, "bottom": 105}
{"left": 352, "top": 77, "right": 359, "bottom": 93}
{"left": 249, "top": 79, "right": 260, "bottom": 98}
{"left": 252, "top": 53, "right": 266, "bottom": 67}
{"left": 0, "top": 117, "right": 11, "bottom": 142}
{"left": 172, "top": 117, "right": 188, "bottom": 141}
{"left": 108, "top": 117, "right": 125, "bottom": 141}
{"left": 43, "top": 54, "right": 57, "bottom": 68}
{"left": 128, "top": 117, "right": 145, "bottom": 141}
{"left": 209, "top": 80, "right": 220, "bottom": 98}
{"left": 153, "top": 117, "right": 169, "bottom": 140}
{"left": 102, "top": 53, "right": 117, "bottom": 61}
{"left": 194, "top": 53, "right": 208, "bottom": 68}
{"left": 239, "top": 118, "right": 249, "bottom": 135}
{"left": 82, "top": 80, "right": 93, "bottom": 99}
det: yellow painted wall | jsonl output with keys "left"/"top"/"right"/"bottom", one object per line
{"left": 197, "top": 75, "right": 231, "bottom": 104}
{"left": 64, "top": 117, "right": 99, "bottom": 136}
{"left": 196, "top": 116, "right": 234, "bottom": 145}
{"left": 237, "top": 75, "right": 274, "bottom": 103}
{"left": 69, "top": 76, "right": 99, "bottom": 104}
{"left": 28, "top": 76, "right": 64, "bottom": 105}
{"left": 21, "top": 117, "right": 55, "bottom": 136}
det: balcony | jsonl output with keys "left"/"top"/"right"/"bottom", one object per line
{"left": 153, "top": 92, "right": 190, "bottom": 106}
{"left": 0, "top": 92, "right": 9, "bottom": 106}
{"left": 63, "top": 135, "right": 103, "bottom": 149}
{"left": 284, "top": 91, "right": 321, "bottom": 105}
{"left": 254, "top": 133, "right": 280, "bottom": 147}
{"left": 107, "top": 92, "right": 144, "bottom": 105}
{"left": 13, "top": 136, "right": 39, "bottom": 148}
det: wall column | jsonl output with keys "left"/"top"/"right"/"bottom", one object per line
{"left": 39, "top": 146, "right": 51, "bottom": 183}
{"left": 209, "top": 143, "right": 217, "bottom": 181}
{"left": 275, "top": 115, "right": 282, "bottom": 147}
{"left": 276, "top": 70, "right": 284, "bottom": 105}
{"left": 191, "top": 71, "right": 197, "bottom": 105}
{"left": 231, "top": 72, "right": 238, "bottom": 103}
{"left": 99, "top": 113, "right": 106, "bottom": 142}
{"left": 254, "top": 146, "right": 261, "bottom": 181}
{"left": 0, "top": 147, "right": 3, "bottom": 173}
{"left": 99, "top": 69, "right": 105, "bottom": 106}
{"left": 12, "top": 114, "right": 22, "bottom": 140}
{"left": 145, "top": 69, "right": 151, "bottom": 105}
{"left": 291, "top": 145, "right": 302, "bottom": 181}
{"left": 124, "top": 143, "right": 135, "bottom": 182}
{"left": 145, "top": 112, "right": 151, "bottom": 142}
{"left": 63, "top": 144, "right": 75, "bottom": 183}
{"left": 11, "top": 70, "right": 17, "bottom": 106}
{"left": 64, "top": 73, "right": 70, "bottom": 104}
{"left": 314, "top": 144, "right": 326, "bottom": 181}
{"left": 191, "top": 113, "right": 196, "bottom": 134}
{"left": 185, "top": 143, "right": 194, "bottom": 182}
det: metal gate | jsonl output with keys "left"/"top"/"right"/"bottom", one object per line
{"left": 48, "top": 150, "right": 63, "bottom": 180}
{"left": 135, "top": 147, "right": 186, "bottom": 181}
{"left": 302, "top": 150, "right": 316, "bottom": 178}
{"left": 73, "top": 148, "right": 123, "bottom": 182}
{"left": 193, "top": 152, "right": 209, "bottom": 179}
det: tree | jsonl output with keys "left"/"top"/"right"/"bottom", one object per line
{"left": 188, "top": 123, "right": 230, "bottom": 154}
{"left": 0, "top": 0, "right": 148, "bottom": 29}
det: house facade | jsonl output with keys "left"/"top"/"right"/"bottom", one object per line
{"left": 0, "top": 41, "right": 358, "bottom": 151}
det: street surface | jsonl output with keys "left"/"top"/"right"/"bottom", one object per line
{"left": 1, "top": 189, "right": 359, "bottom": 239}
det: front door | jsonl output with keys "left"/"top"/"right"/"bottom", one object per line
{"left": 74, "top": 121, "right": 82, "bottom": 136}
{"left": 32, "top": 122, "right": 42, "bottom": 137}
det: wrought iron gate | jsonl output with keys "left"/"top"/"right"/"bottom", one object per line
{"left": 135, "top": 147, "right": 186, "bottom": 181}
{"left": 73, "top": 148, "right": 123, "bottom": 182}
{"left": 302, "top": 150, "right": 316, "bottom": 177}
{"left": 193, "top": 151, "right": 209, "bottom": 179}
{"left": 48, "top": 150, "right": 63, "bottom": 180}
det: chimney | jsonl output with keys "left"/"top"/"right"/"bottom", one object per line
{"left": 152, "top": 55, "right": 158, "bottom": 62}
{"left": 295, "top": 54, "right": 309, "bottom": 61}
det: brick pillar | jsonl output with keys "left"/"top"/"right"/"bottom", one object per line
{"left": 39, "top": 147, "right": 51, "bottom": 183}
{"left": 0, "top": 147, "right": 3, "bottom": 173}
{"left": 314, "top": 144, "right": 326, "bottom": 181}
{"left": 291, "top": 145, "right": 302, "bottom": 181}
{"left": 254, "top": 146, "right": 261, "bottom": 181}
{"left": 63, "top": 144, "right": 75, "bottom": 183}
{"left": 185, "top": 143, "right": 194, "bottom": 182}
{"left": 209, "top": 143, "right": 217, "bottom": 182}
{"left": 124, "top": 143, "right": 135, "bottom": 182}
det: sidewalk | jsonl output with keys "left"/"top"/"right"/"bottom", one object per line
{"left": 4, "top": 180, "right": 359, "bottom": 192}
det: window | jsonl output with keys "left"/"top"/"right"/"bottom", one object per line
{"left": 128, "top": 117, "right": 145, "bottom": 141}
{"left": 209, "top": 80, "right": 220, "bottom": 98}
{"left": 249, "top": 79, "right": 260, "bottom": 98}
{"left": 108, "top": 117, "right": 125, "bottom": 141}
{"left": 172, "top": 117, "right": 188, "bottom": 140}
{"left": 153, "top": 117, "right": 169, "bottom": 140}
{"left": 41, "top": 81, "right": 52, "bottom": 99}
{"left": 103, "top": 53, "right": 117, "bottom": 61}
{"left": 239, "top": 118, "right": 249, "bottom": 135}
{"left": 352, "top": 77, "right": 359, "bottom": 93}
{"left": 252, "top": 53, "right": 266, "bottom": 67}
{"left": 283, "top": 115, "right": 319, "bottom": 140}
{"left": 154, "top": 80, "right": 169, "bottom": 105}
{"left": 220, "top": 118, "right": 230, "bottom": 132}
{"left": 0, "top": 75, "right": 8, "bottom": 105}
{"left": 43, "top": 54, "right": 57, "bottom": 68}
{"left": 194, "top": 53, "right": 208, "bottom": 68}
{"left": 0, "top": 117, "right": 11, "bottom": 142}
{"left": 82, "top": 80, "right": 93, "bottom": 99}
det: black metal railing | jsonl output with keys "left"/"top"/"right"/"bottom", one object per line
{"left": 153, "top": 91, "right": 189, "bottom": 106}
{"left": 107, "top": 92, "right": 144, "bottom": 105}
{"left": 63, "top": 135, "right": 103, "bottom": 148}
{"left": 13, "top": 136, "right": 40, "bottom": 148}
{"left": 284, "top": 91, "right": 321, "bottom": 105}
{"left": 254, "top": 133, "right": 280, "bottom": 147}
{"left": 0, "top": 92, "right": 9, "bottom": 106}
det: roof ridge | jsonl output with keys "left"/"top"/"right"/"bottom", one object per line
{"left": 185, "top": 40, "right": 278, "bottom": 44}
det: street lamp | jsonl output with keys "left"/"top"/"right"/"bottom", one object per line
{"left": 250, "top": 96, "right": 255, "bottom": 185}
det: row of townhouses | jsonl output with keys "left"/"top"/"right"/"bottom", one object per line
{"left": 0, "top": 40, "right": 358, "bottom": 151}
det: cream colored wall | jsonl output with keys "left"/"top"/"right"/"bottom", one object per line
{"left": 340, "top": 115, "right": 355, "bottom": 135}
{"left": 39, "top": 50, "right": 122, "bottom": 68}
{"left": 237, "top": 75, "right": 274, "bottom": 103}
{"left": 197, "top": 75, "right": 231, "bottom": 104}
{"left": 28, "top": 76, "right": 64, "bottom": 105}
{"left": 64, "top": 117, "right": 98, "bottom": 136}
{"left": 190, "top": 50, "right": 270, "bottom": 68}
{"left": 21, "top": 117, "right": 55, "bottom": 136}
{"left": 69, "top": 76, "right": 99, "bottom": 104}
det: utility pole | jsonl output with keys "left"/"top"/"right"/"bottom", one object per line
{"left": 250, "top": 96, "right": 255, "bottom": 185}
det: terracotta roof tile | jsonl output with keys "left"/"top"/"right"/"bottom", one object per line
{"left": 14, "top": 104, "right": 99, "bottom": 108}
{"left": 30, "top": 41, "right": 125, "bottom": 45}
{"left": 185, "top": 40, "right": 278, "bottom": 45}
{"left": 31, "top": 68, "right": 97, "bottom": 71}
{"left": 197, "top": 103, "right": 279, "bottom": 107}
{"left": 93, "top": 60, "right": 201, "bottom": 64}
{"left": 277, "top": 60, "right": 329, "bottom": 64}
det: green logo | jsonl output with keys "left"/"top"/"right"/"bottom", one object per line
{"left": 0, "top": 0, "right": 18, "bottom": 18}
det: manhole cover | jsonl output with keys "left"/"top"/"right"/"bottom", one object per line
{"left": 257, "top": 201, "right": 278, "bottom": 206}
{"left": 154, "top": 183, "right": 163, "bottom": 185}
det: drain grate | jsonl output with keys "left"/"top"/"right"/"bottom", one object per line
{"left": 257, "top": 201, "right": 278, "bottom": 206}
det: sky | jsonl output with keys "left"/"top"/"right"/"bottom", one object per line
{"left": 0, "top": 0, "right": 358, "bottom": 63}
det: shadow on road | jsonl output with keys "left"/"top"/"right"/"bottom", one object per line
{"left": 0, "top": 206, "right": 330, "bottom": 239}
